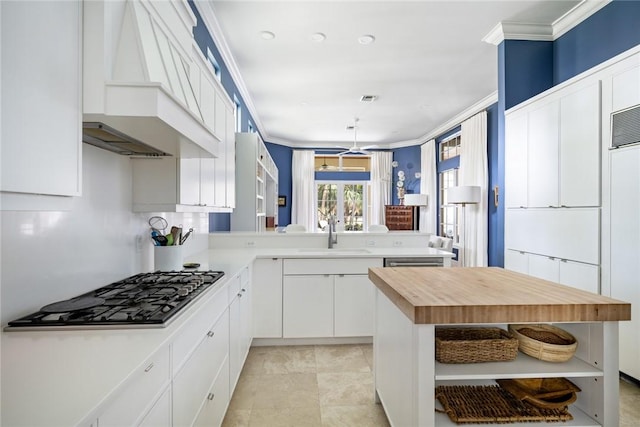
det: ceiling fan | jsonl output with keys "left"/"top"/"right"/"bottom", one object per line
{"left": 337, "top": 118, "right": 377, "bottom": 156}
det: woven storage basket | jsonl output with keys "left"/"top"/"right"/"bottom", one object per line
{"left": 435, "top": 327, "right": 519, "bottom": 364}
{"left": 509, "top": 324, "right": 577, "bottom": 362}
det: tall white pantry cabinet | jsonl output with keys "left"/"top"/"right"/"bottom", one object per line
{"left": 504, "top": 46, "right": 640, "bottom": 381}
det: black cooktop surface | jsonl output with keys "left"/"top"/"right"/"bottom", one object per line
{"left": 7, "top": 270, "right": 224, "bottom": 329}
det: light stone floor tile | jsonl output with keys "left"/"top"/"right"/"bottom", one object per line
{"left": 243, "top": 345, "right": 317, "bottom": 375}
{"left": 620, "top": 378, "right": 640, "bottom": 426}
{"left": 225, "top": 344, "right": 640, "bottom": 426}
{"left": 317, "top": 372, "right": 375, "bottom": 406}
{"left": 315, "top": 344, "right": 371, "bottom": 373}
{"left": 249, "top": 407, "right": 322, "bottom": 427}
{"left": 320, "top": 404, "right": 390, "bottom": 427}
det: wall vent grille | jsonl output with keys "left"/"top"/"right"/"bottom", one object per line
{"left": 612, "top": 104, "right": 640, "bottom": 148}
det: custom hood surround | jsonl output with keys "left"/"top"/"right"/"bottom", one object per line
{"left": 83, "top": 0, "right": 223, "bottom": 158}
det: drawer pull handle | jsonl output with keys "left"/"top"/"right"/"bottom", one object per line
{"left": 207, "top": 393, "right": 215, "bottom": 401}
{"left": 238, "top": 293, "right": 243, "bottom": 297}
{"left": 207, "top": 331, "right": 214, "bottom": 337}
{"left": 241, "top": 288, "right": 246, "bottom": 292}
{"left": 144, "top": 363, "right": 154, "bottom": 373}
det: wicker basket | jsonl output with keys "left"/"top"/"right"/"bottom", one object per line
{"left": 435, "top": 327, "right": 519, "bottom": 364}
{"left": 497, "top": 378, "right": 581, "bottom": 410}
{"left": 509, "top": 324, "right": 577, "bottom": 362}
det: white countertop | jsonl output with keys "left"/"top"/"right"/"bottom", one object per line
{"left": 1, "top": 246, "right": 449, "bottom": 426}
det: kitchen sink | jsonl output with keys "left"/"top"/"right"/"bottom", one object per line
{"left": 297, "top": 248, "right": 372, "bottom": 254}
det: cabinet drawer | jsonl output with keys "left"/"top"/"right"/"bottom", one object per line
{"left": 172, "top": 283, "right": 229, "bottom": 372}
{"left": 173, "top": 311, "right": 230, "bottom": 427}
{"left": 193, "top": 356, "right": 230, "bottom": 427}
{"left": 228, "top": 273, "right": 241, "bottom": 304}
{"left": 98, "top": 346, "right": 170, "bottom": 427}
{"left": 284, "top": 258, "right": 379, "bottom": 275}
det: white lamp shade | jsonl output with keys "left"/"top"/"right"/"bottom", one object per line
{"left": 404, "top": 193, "right": 428, "bottom": 206}
{"left": 446, "top": 186, "right": 481, "bottom": 204}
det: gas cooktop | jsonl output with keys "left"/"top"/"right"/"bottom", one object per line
{"left": 6, "top": 270, "right": 225, "bottom": 330}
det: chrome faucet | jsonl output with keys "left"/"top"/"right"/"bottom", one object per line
{"left": 328, "top": 215, "right": 338, "bottom": 249}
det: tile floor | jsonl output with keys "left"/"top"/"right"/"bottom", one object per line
{"left": 222, "top": 344, "right": 640, "bottom": 427}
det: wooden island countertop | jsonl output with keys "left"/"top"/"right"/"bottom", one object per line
{"left": 368, "top": 266, "right": 631, "bottom": 324}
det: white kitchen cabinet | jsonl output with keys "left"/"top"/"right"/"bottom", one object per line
{"left": 138, "top": 387, "right": 171, "bottom": 427}
{"left": 232, "top": 133, "right": 279, "bottom": 231}
{"left": 1, "top": 1, "right": 82, "bottom": 200}
{"left": 504, "top": 113, "right": 528, "bottom": 208}
{"left": 505, "top": 208, "right": 600, "bottom": 265}
{"left": 282, "top": 258, "right": 382, "bottom": 338}
{"left": 253, "top": 258, "right": 284, "bottom": 338}
{"left": 131, "top": 153, "right": 217, "bottom": 212}
{"left": 528, "top": 100, "right": 560, "bottom": 208}
{"left": 612, "top": 64, "right": 640, "bottom": 112}
{"left": 334, "top": 274, "right": 375, "bottom": 337}
{"left": 193, "top": 357, "right": 230, "bottom": 427}
{"left": 229, "top": 267, "right": 252, "bottom": 391}
{"left": 505, "top": 81, "right": 600, "bottom": 209}
{"left": 173, "top": 310, "right": 230, "bottom": 427}
{"left": 283, "top": 274, "right": 335, "bottom": 338}
{"left": 559, "top": 82, "right": 601, "bottom": 207}
{"left": 211, "top": 97, "right": 236, "bottom": 211}
{"left": 503, "top": 249, "right": 528, "bottom": 274}
{"left": 528, "top": 253, "right": 561, "bottom": 282}
{"left": 508, "top": 252, "right": 599, "bottom": 295}
{"left": 98, "top": 346, "right": 171, "bottom": 427}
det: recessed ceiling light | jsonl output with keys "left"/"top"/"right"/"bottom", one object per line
{"left": 360, "top": 95, "right": 378, "bottom": 102}
{"left": 358, "top": 34, "right": 376, "bottom": 45}
{"left": 260, "top": 31, "right": 275, "bottom": 40}
{"left": 311, "top": 32, "right": 326, "bottom": 42}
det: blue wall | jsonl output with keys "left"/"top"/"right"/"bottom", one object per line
{"left": 391, "top": 145, "right": 423, "bottom": 205}
{"left": 554, "top": 0, "right": 640, "bottom": 85}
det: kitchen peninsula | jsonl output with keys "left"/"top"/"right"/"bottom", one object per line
{"left": 368, "top": 267, "right": 631, "bottom": 426}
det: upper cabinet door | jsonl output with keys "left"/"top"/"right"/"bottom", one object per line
{"left": 1, "top": 1, "right": 82, "bottom": 198}
{"left": 560, "top": 82, "right": 601, "bottom": 207}
{"left": 528, "top": 100, "right": 560, "bottom": 208}
{"left": 505, "top": 113, "right": 529, "bottom": 208}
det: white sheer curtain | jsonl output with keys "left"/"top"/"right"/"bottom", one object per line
{"left": 370, "top": 151, "right": 392, "bottom": 226}
{"left": 291, "top": 150, "right": 316, "bottom": 232}
{"left": 459, "top": 111, "right": 488, "bottom": 267}
{"left": 419, "top": 140, "right": 437, "bottom": 234}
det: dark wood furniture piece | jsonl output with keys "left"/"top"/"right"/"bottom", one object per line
{"left": 385, "top": 205, "right": 417, "bottom": 230}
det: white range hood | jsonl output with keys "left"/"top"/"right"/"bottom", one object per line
{"left": 83, "top": 0, "right": 221, "bottom": 157}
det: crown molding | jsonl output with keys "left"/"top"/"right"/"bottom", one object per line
{"left": 192, "top": 1, "right": 268, "bottom": 138}
{"left": 483, "top": 0, "right": 611, "bottom": 45}
{"left": 482, "top": 22, "right": 553, "bottom": 46}
{"left": 552, "top": 0, "right": 611, "bottom": 39}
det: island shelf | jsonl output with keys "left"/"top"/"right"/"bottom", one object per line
{"left": 368, "top": 267, "right": 631, "bottom": 427}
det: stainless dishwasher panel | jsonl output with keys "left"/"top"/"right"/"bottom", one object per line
{"left": 383, "top": 257, "right": 444, "bottom": 267}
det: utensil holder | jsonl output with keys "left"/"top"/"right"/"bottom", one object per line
{"left": 154, "top": 245, "right": 184, "bottom": 271}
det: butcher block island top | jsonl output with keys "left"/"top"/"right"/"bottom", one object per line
{"left": 368, "top": 266, "right": 631, "bottom": 324}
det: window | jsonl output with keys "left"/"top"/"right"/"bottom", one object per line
{"left": 439, "top": 168, "right": 459, "bottom": 241}
{"left": 316, "top": 181, "right": 367, "bottom": 232}
{"left": 440, "top": 133, "right": 461, "bottom": 161}
{"left": 234, "top": 96, "right": 242, "bottom": 132}
{"left": 206, "top": 47, "right": 221, "bottom": 81}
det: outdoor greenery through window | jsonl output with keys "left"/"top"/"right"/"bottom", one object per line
{"left": 316, "top": 182, "right": 367, "bottom": 231}
{"left": 439, "top": 168, "right": 458, "bottom": 241}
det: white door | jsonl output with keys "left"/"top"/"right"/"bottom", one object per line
{"left": 253, "top": 258, "right": 283, "bottom": 338}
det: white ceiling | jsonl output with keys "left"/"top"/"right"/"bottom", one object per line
{"left": 202, "top": 1, "right": 592, "bottom": 149}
